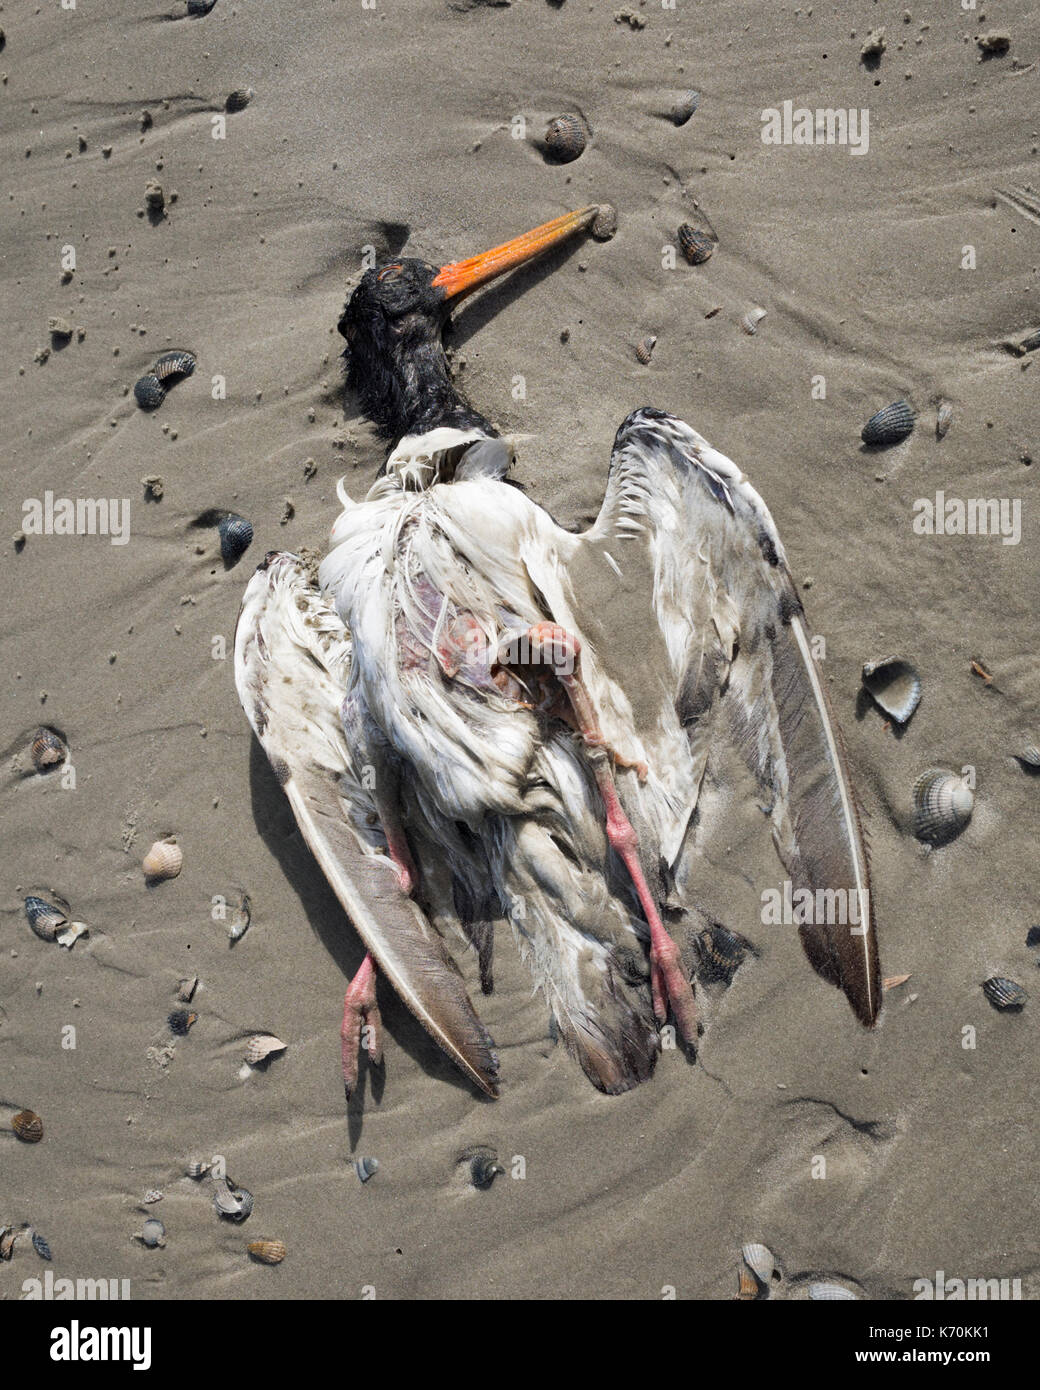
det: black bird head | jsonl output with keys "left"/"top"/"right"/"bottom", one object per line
{"left": 338, "top": 206, "right": 599, "bottom": 446}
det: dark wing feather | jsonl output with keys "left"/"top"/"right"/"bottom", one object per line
{"left": 583, "top": 408, "right": 881, "bottom": 1025}
{"left": 234, "top": 553, "right": 499, "bottom": 1095}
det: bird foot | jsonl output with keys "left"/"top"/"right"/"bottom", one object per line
{"left": 341, "top": 952, "right": 383, "bottom": 1099}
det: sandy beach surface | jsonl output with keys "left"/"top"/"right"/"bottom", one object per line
{"left": 2, "top": 0, "right": 1038, "bottom": 1301}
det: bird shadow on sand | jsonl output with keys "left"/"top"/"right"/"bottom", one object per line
{"left": 247, "top": 737, "right": 495, "bottom": 1142}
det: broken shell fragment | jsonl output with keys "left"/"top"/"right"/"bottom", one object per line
{"left": 737, "top": 1264, "right": 762, "bottom": 1301}
{"left": 12, "top": 1109, "right": 44, "bottom": 1143}
{"left": 677, "top": 223, "right": 716, "bottom": 265}
{"left": 355, "top": 1156, "right": 379, "bottom": 1183}
{"left": 635, "top": 335, "right": 657, "bottom": 365}
{"left": 228, "top": 894, "right": 252, "bottom": 942}
{"left": 31, "top": 1230, "right": 52, "bottom": 1261}
{"left": 245, "top": 1034, "right": 287, "bottom": 1065}
{"left": 0, "top": 1227, "right": 17, "bottom": 1260}
{"left": 740, "top": 307, "right": 767, "bottom": 335}
{"left": 1014, "top": 744, "right": 1040, "bottom": 768}
{"left": 936, "top": 399, "right": 953, "bottom": 439}
{"left": 31, "top": 727, "right": 68, "bottom": 771}
{"left": 143, "top": 839, "right": 183, "bottom": 882}
{"left": 176, "top": 975, "right": 199, "bottom": 1002}
{"left": 741, "top": 1242, "right": 775, "bottom": 1287}
{"left": 463, "top": 1147, "right": 505, "bottom": 1190}
{"left": 213, "top": 1178, "right": 254, "bottom": 1222}
{"left": 225, "top": 88, "right": 254, "bottom": 113}
{"left": 669, "top": 90, "right": 700, "bottom": 126}
{"left": 143, "top": 1189, "right": 163, "bottom": 1204}
{"left": 861, "top": 399, "right": 915, "bottom": 447}
{"left": 248, "top": 1239, "right": 286, "bottom": 1265}
{"left": 861, "top": 656, "right": 922, "bottom": 724}
{"left": 56, "top": 921, "right": 89, "bottom": 949}
{"left": 144, "top": 180, "right": 165, "bottom": 214}
{"left": 218, "top": 513, "right": 253, "bottom": 566}
{"left": 168, "top": 1009, "right": 197, "bottom": 1037}
{"left": 137, "top": 1218, "right": 166, "bottom": 1248}
{"left": 134, "top": 374, "right": 166, "bottom": 411}
{"left": 809, "top": 1281, "right": 860, "bottom": 1300}
{"left": 186, "top": 1159, "right": 211, "bottom": 1179}
{"left": 912, "top": 768, "right": 974, "bottom": 844}
{"left": 590, "top": 203, "right": 617, "bottom": 241}
{"left": 982, "top": 976, "right": 1027, "bottom": 1012}
{"left": 544, "top": 113, "right": 587, "bottom": 162}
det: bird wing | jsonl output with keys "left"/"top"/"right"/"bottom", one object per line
{"left": 233, "top": 552, "right": 500, "bottom": 1096}
{"left": 523, "top": 407, "right": 881, "bottom": 1027}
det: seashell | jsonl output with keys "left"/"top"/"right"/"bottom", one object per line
{"left": 12, "top": 1110, "right": 44, "bottom": 1143}
{"left": 228, "top": 893, "right": 252, "bottom": 942}
{"left": 0, "top": 1227, "right": 17, "bottom": 1261}
{"left": 31, "top": 1230, "right": 52, "bottom": 1261}
{"left": 248, "top": 1238, "right": 286, "bottom": 1265}
{"left": 186, "top": 1159, "right": 211, "bottom": 1179}
{"left": 187, "top": 0, "right": 219, "bottom": 13}
{"left": 48, "top": 316, "right": 73, "bottom": 342}
{"left": 736, "top": 1265, "right": 761, "bottom": 1300}
{"left": 143, "top": 1189, "right": 163, "bottom": 1204}
{"left": 151, "top": 350, "right": 196, "bottom": 383}
{"left": 167, "top": 1009, "right": 197, "bottom": 1037}
{"left": 936, "top": 399, "right": 953, "bottom": 439}
{"left": 635, "top": 335, "right": 657, "bottom": 365}
{"left": 670, "top": 90, "right": 700, "bottom": 126}
{"left": 861, "top": 399, "right": 915, "bottom": 447}
{"left": 144, "top": 180, "right": 165, "bottom": 213}
{"left": 1014, "top": 744, "right": 1040, "bottom": 768}
{"left": 1016, "top": 328, "right": 1040, "bottom": 355}
{"left": 176, "top": 975, "right": 199, "bottom": 1002}
{"left": 465, "top": 1148, "right": 505, "bottom": 1190}
{"left": 138, "top": 1218, "right": 166, "bottom": 1248}
{"left": 213, "top": 1178, "right": 253, "bottom": 1222}
{"left": 218, "top": 513, "right": 253, "bottom": 566}
{"left": 544, "top": 114, "right": 587, "bottom": 162}
{"left": 355, "top": 1156, "right": 379, "bottom": 1183}
{"left": 590, "top": 203, "right": 617, "bottom": 241}
{"left": 677, "top": 223, "right": 716, "bottom": 265}
{"left": 56, "top": 920, "right": 89, "bottom": 949}
{"left": 31, "top": 727, "right": 68, "bottom": 771}
{"left": 982, "top": 976, "right": 1027, "bottom": 1011}
{"left": 695, "top": 923, "right": 755, "bottom": 986}
{"left": 245, "top": 1034, "right": 287, "bottom": 1065}
{"left": 225, "top": 88, "right": 254, "bottom": 113}
{"left": 134, "top": 374, "right": 166, "bottom": 411}
{"left": 740, "top": 307, "right": 767, "bottom": 335}
{"left": 741, "top": 1242, "right": 775, "bottom": 1287}
{"left": 912, "top": 768, "right": 974, "bottom": 844}
{"left": 24, "top": 895, "right": 69, "bottom": 942}
{"left": 861, "top": 656, "right": 922, "bottom": 724}
{"left": 809, "top": 1281, "right": 859, "bottom": 1300}
{"left": 143, "top": 839, "right": 183, "bottom": 882}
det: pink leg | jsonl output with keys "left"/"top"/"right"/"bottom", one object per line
{"left": 516, "top": 623, "right": 698, "bottom": 1044}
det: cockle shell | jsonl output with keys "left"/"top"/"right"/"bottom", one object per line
{"left": 861, "top": 656, "right": 922, "bottom": 724}
{"left": 736, "top": 1265, "right": 761, "bottom": 1301}
{"left": 677, "top": 223, "right": 716, "bottom": 265}
{"left": 12, "top": 1110, "right": 44, "bottom": 1143}
{"left": 218, "top": 513, "right": 253, "bottom": 566}
{"left": 31, "top": 1230, "right": 52, "bottom": 1261}
{"left": 0, "top": 1227, "right": 17, "bottom": 1261}
{"left": 213, "top": 1178, "right": 253, "bottom": 1222}
{"left": 982, "top": 976, "right": 1027, "bottom": 1011}
{"left": 138, "top": 1218, "right": 166, "bottom": 1248}
{"left": 186, "top": 1159, "right": 211, "bottom": 1179}
{"left": 912, "top": 768, "right": 974, "bottom": 844}
{"left": 168, "top": 1009, "right": 197, "bottom": 1036}
{"left": 247, "top": 1239, "right": 286, "bottom": 1265}
{"left": 355, "top": 1156, "right": 379, "bottom": 1183}
{"left": 740, "top": 307, "right": 767, "bottom": 335}
{"left": 1015, "top": 744, "right": 1040, "bottom": 768}
{"left": 187, "top": 0, "right": 219, "bottom": 13}
{"left": 696, "top": 923, "right": 755, "bottom": 986}
{"left": 544, "top": 114, "right": 587, "bottom": 162}
{"left": 809, "top": 1281, "right": 860, "bottom": 1300}
{"left": 31, "top": 727, "right": 67, "bottom": 771}
{"left": 24, "top": 895, "right": 68, "bottom": 941}
{"left": 461, "top": 1146, "right": 505, "bottom": 1190}
{"left": 635, "top": 335, "right": 657, "bottom": 365}
{"left": 143, "top": 839, "right": 183, "bottom": 881}
{"left": 670, "top": 90, "right": 700, "bottom": 126}
{"left": 590, "top": 204, "right": 617, "bottom": 241}
{"left": 861, "top": 399, "right": 915, "bottom": 446}
{"left": 936, "top": 399, "right": 953, "bottom": 439}
{"left": 741, "top": 1242, "right": 775, "bottom": 1287}
{"left": 225, "top": 88, "right": 254, "bottom": 113}
{"left": 151, "top": 350, "right": 196, "bottom": 382}
{"left": 245, "top": 1034, "right": 287, "bottom": 1065}
{"left": 133, "top": 375, "right": 166, "bottom": 411}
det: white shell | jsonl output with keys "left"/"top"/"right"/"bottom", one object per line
{"left": 213, "top": 1178, "right": 253, "bottom": 1221}
{"left": 809, "top": 1281, "right": 860, "bottom": 1300}
{"left": 740, "top": 307, "right": 767, "bottom": 335}
{"left": 1016, "top": 744, "right": 1040, "bottom": 767}
{"left": 176, "top": 975, "right": 199, "bottom": 1002}
{"left": 228, "top": 894, "right": 251, "bottom": 941}
{"left": 861, "top": 656, "right": 922, "bottom": 724}
{"left": 912, "top": 768, "right": 974, "bottom": 843}
{"left": 186, "top": 1159, "right": 211, "bottom": 1179}
{"left": 245, "top": 1034, "right": 287, "bottom": 1065}
{"left": 143, "top": 840, "right": 183, "bottom": 881}
{"left": 741, "top": 1242, "right": 775, "bottom": 1285}
{"left": 56, "top": 921, "right": 89, "bottom": 949}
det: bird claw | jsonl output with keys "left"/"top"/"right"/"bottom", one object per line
{"left": 650, "top": 935, "right": 699, "bottom": 1045}
{"left": 341, "top": 953, "right": 383, "bottom": 1098}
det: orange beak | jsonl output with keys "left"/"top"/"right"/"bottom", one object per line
{"left": 431, "top": 206, "right": 599, "bottom": 303}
